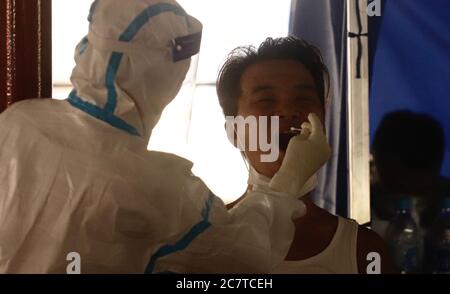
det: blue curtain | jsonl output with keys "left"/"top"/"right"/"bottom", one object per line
{"left": 290, "top": 0, "right": 348, "bottom": 216}
{"left": 370, "top": 0, "right": 450, "bottom": 177}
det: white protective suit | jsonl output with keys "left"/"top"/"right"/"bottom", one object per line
{"left": 0, "top": 0, "right": 305, "bottom": 273}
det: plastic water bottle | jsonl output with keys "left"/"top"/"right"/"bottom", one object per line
{"left": 386, "top": 198, "right": 421, "bottom": 274}
{"left": 429, "top": 197, "right": 450, "bottom": 274}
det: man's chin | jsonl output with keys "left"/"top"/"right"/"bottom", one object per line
{"left": 267, "top": 151, "right": 284, "bottom": 176}
{"left": 249, "top": 150, "right": 285, "bottom": 177}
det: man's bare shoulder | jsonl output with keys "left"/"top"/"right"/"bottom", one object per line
{"left": 356, "top": 225, "right": 398, "bottom": 274}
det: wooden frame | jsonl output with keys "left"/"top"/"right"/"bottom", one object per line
{"left": 346, "top": 0, "right": 371, "bottom": 224}
{"left": 0, "top": 0, "right": 52, "bottom": 113}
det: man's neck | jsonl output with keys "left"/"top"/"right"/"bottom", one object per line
{"left": 229, "top": 187, "right": 325, "bottom": 219}
{"left": 300, "top": 194, "right": 326, "bottom": 219}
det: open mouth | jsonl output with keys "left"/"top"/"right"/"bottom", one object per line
{"left": 279, "top": 131, "right": 300, "bottom": 151}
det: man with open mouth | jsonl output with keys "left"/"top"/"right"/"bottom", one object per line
{"left": 219, "top": 36, "right": 397, "bottom": 274}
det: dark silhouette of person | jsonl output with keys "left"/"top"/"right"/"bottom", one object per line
{"left": 371, "top": 110, "right": 449, "bottom": 231}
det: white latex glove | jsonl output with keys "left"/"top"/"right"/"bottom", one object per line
{"left": 269, "top": 113, "right": 332, "bottom": 197}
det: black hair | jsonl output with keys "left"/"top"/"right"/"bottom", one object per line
{"left": 216, "top": 36, "right": 330, "bottom": 117}
{"left": 373, "top": 110, "right": 446, "bottom": 173}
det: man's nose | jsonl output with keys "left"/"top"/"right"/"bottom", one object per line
{"left": 275, "top": 110, "right": 308, "bottom": 126}
{"left": 274, "top": 100, "right": 308, "bottom": 120}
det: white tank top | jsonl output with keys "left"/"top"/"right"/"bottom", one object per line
{"left": 272, "top": 216, "right": 359, "bottom": 274}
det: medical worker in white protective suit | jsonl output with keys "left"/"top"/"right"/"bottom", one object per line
{"left": 0, "top": 0, "right": 331, "bottom": 273}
